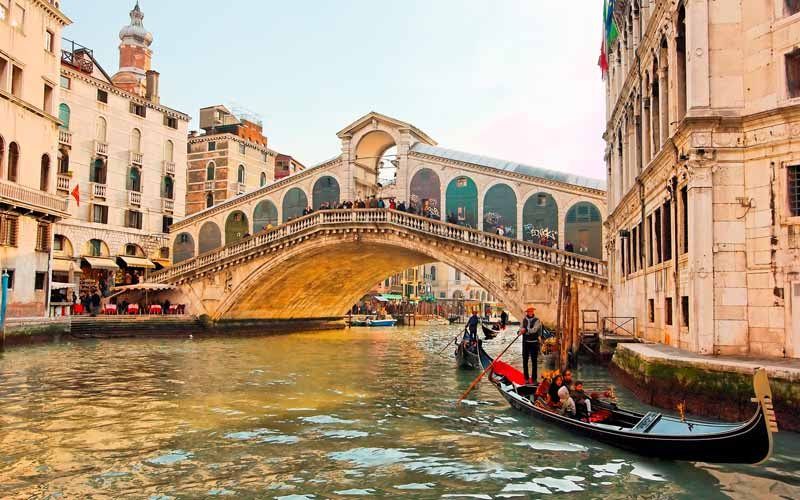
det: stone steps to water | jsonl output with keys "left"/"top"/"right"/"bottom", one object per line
{"left": 69, "top": 316, "right": 202, "bottom": 339}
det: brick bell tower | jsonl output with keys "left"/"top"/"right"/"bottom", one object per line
{"left": 111, "top": 1, "right": 154, "bottom": 97}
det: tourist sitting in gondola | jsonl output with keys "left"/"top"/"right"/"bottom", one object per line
{"left": 557, "top": 386, "right": 576, "bottom": 418}
{"left": 547, "top": 374, "right": 565, "bottom": 406}
{"left": 572, "top": 381, "right": 591, "bottom": 418}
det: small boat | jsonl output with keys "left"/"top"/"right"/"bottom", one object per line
{"left": 348, "top": 314, "right": 372, "bottom": 326}
{"left": 447, "top": 315, "right": 460, "bottom": 324}
{"left": 366, "top": 317, "right": 397, "bottom": 327}
{"left": 481, "top": 324, "right": 503, "bottom": 339}
{"left": 455, "top": 341, "right": 481, "bottom": 370}
{"left": 478, "top": 346, "right": 778, "bottom": 464}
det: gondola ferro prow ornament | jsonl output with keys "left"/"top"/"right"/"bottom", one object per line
{"left": 752, "top": 367, "right": 779, "bottom": 465}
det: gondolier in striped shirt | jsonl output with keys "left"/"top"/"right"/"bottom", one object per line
{"left": 520, "top": 306, "right": 542, "bottom": 384}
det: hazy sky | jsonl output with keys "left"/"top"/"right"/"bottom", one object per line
{"left": 63, "top": 1, "right": 606, "bottom": 180}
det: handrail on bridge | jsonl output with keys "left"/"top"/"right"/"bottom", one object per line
{"left": 152, "top": 209, "right": 608, "bottom": 283}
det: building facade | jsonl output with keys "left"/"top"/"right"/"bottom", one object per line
{"left": 186, "top": 105, "right": 282, "bottom": 216}
{"left": 604, "top": 0, "right": 800, "bottom": 357}
{"left": 53, "top": 2, "right": 189, "bottom": 296}
{"left": 0, "top": 0, "right": 70, "bottom": 317}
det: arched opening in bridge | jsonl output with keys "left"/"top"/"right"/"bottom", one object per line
{"left": 198, "top": 221, "right": 222, "bottom": 254}
{"left": 483, "top": 183, "right": 517, "bottom": 237}
{"left": 354, "top": 130, "right": 397, "bottom": 194}
{"left": 253, "top": 200, "right": 278, "bottom": 233}
{"left": 446, "top": 176, "right": 477, "bottom": 228}
{"left": 312, "top": 176, "right": 340, "bottom": 209}
{"left": 173, "top": 232, "right": 195, "bottom": 263}
{"left": 225, "top": 210, "right": 249, "bottom": 245}
{"left": 523, "top": 192, "right": 558, "bottom": 246}
{"left": 565, "top": 202, "right": 602, "bottom": 258}
{"left": 409, "top": 168, "right": 441, "bottom": 218}
{"left": 282, "top": 188, "right": 308, "bottom": 222}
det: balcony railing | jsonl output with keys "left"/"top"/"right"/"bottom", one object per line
{"left": 130, "top": 151, "right": 143, "bottom": 166}
{"left": 94, "top": 140, "right": 108, "bottom": 157}
{"left": 235, "top": 182, "right": 246, "bottom": 195}
{"left": 58, "top": 129, "right": 72, "bottom": 147}
{"left": 163, "top": 160, "right": 176, "bottom": 175}
{"left": 204, "top": 180, "right": 215, "bottom": 191}
{"left": 128, "top": 190, "right": 142, "bottom": 207}
{"left": 0, "top": 180, "right": 68, "bottom": 215}
{"left": 56, "top": 173, "right": 70, "bottom": 193}
{"left": 162, "top": 198, "right": 174, "bottom": 213}
{"left": 90, "top": 182, "right": 106, "bottom": 199}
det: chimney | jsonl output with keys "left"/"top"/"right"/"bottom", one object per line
{"left": 145, "top": 70, "right": 160, "bottom": 104}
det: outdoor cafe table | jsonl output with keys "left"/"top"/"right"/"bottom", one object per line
{"left": 148, "top": 304, "right": 162, "bottom": 314}
{"left": 168, "top": 304, "right": 179, "bottom": 314}
{"left": 127, "top": 304, "right": 140, "bottom": 314}
{"left": 103, "top": 304, "right": 117, "bottom": 315}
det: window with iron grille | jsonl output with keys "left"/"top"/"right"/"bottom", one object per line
{"left": 789, "top": 165, "right": 800, "bottom": 217}
{"left": 663, "top": 200, "right": 672, "bottom": 261}
{"left": 163, "top": 115, "right": 178, "bottom": 129}
{"left": 97, "top": 89, "right": 108, "bottom": 103}
{"left": 3, "top": 269, "right": 14, "bottom": 289}
{"left": 125, "top": 210, "right": 143, "bottom": 230}
{"left": 0, "top": 214, "right": 19, "bottom": 247}
{"left": 681, "top": 296, "right": 689, "bottom": 327}
{"left": 130, "top": 102, "right": 146, "bottom": 117}
{"left": 34, "top": 272, "right": 46, "bottom": 291}
{"left": 665, "top": 297, "right": 673, "bottom": 326}
{"left": 648, "top": 299, "right": 655, "bottom": 323}
{"left": 35, "top": 222, "right": 50, "bottom": 252}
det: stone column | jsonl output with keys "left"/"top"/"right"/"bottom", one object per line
{"left": 516, "top": 195, "right": 524, "bottom": 241}
{"left": 641, "top": 93, "right": 651, "bottom": 166}
{"left": 686, "top": 155, "right": 715, "bottom": 354}
{"left": 650, "top": 79, "right": 660, "bottom": 156}
{"left": 658, "top": 66, "right": 670, "bottom": 147}
{"left": 340, "top": 137, "right": 353, "bottom": 201}
{"left": 686, "top": 0, "right": 710, "bottom": 109}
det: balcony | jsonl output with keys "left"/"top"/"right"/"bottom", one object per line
{"left": 162, "top": 198, "right": 174, "bottom": 213}
{"left": 163, "top": 160, "right": 176, "bottom": 175}
{"left": 94, "top": 140, "right": 109, "bottom": 157}
{"left": 235, "top": 182, "right": 246, "bottom": 195}
{"left": 58, "top": 129, "right": 72, "bottom": 147}
{"left": 90, "top": 182, "right": 106, "bottom": 199}
{"left": 130, "top": 151, "right": 143, "bottom": 166}
{"left": 128, "top": 190, "right": 142, "bottom": 207}
{"left": 56, "top": 173, "right": 70, "bottom": 193}
{"left": 204, "top": 180, "right": 215, "bottom": 191}
{"left": 0, "top": 180, "right": 68, "bottom": 217}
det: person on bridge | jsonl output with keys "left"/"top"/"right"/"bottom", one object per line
{"left": 520, "top": 306, "right": 542, "bottom": 384}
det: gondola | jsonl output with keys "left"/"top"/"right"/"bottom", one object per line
{"left": 478, "top": 346, "right": 778, "bottom": 464}
{"left": 455, "top": 341, "right": 481, "bottom": 370}
{"left": 481, "top": 324, "right": 503, "bottom": 340}
{"left": 447, "top": 315, "right": 460, "bottom": 324}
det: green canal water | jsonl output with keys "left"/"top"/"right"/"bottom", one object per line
{"left": 1, "top": 326, "right": 799, "bottom": 499}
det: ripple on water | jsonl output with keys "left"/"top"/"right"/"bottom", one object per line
{"left": 394, "top": 483, "right": 435, "bottom": 490}
{"left": 320, "top": 429, "right": 369, "bottom": 439}
{"left": 334, "top": 489, "right": 375, "bottom": 495}
{"left": 300, "top": 415, "right": 358, "bottom": 424}
{"left": 146, "top": 450, "right": 193, "bottom": 465}
{"left": 514, "top": 440, "right": 589, "bottom": 452}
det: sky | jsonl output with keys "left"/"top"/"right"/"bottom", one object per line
{"left": 62, "top": 0, "right": 607, "bottom": 180}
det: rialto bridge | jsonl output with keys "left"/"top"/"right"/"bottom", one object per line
{"left": 154, "top": 112, "right": 609, "bottom": 325}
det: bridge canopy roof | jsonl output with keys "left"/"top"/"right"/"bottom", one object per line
{"left": 411, "top": 143, "right": 606, "bottom": 191}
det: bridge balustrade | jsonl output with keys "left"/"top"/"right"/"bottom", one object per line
{"left": 154, "top": 209, "right": 607, "bottom": 283}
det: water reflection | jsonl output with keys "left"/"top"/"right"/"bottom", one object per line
{"left": 0, "top": 326, "right": 797, "bottom": 498}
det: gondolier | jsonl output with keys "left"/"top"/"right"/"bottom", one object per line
{"left": 520, "top": 306, "right": 542, "bottom": 384}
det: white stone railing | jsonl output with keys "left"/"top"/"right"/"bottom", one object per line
{"left": 90, "top": 182, "right": 106, "bottom": 199}
{"left": 153, "top": 209, "right": 607, "bottom": 284}
{"left": 58, "top": 129, "right": 72, "bottom": 146}
{"left": 56, "top": 173, "right": 70, "bottom": 192}
{"left": 162, "top": 198, "right": 174, "bottom": 213}
{"left": 204, "top": 180, "right": 215, "bottom": 191}
{"left": 94, "top": 140, "right": 108, "bottom": 157}
{"left": 129, "top": 151, "right": 143, "bottom": 166}
{"left": 128, "top": 190, "right": 142, "bottom": 207}
{"left": 0, "top": 180, "right": 68, "bottom": 214}
{"left": 163, "top": 160, "right": 176, "bottom": 175}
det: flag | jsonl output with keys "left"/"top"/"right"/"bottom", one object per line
{"left": 71, "top": 184, "right": 80, "bottom": 206}
{"left": 598, "top": 0, "right": 619, "bottom": 77}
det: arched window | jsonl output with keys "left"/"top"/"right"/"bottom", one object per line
{"left": 312, "top": 176, "right": 340, "bottom": 209}
{"left": 446, "top": 176, "right": 477, "bottom": 228}
{"left": 522, "top": 193, "right": 559, "bottom": 246}
{"left": 131, "top": 128, "right": 142, "bottom": 152}
{"left": 225, "top": 210, "right": 249, "bottom": 245}
{"left": 430, "top": 265, "right": 436, "bottom": 281}
{"left": 58, "top": 151, "right": 69, "bottom": 174}
{"left": 40, "top": 154, "right": 50, "bottom": 191}
{"left": 206, "top": 162, "right": 215, "bottom": 181}
{"left": 127, "top": 166, "right": 141, "bottom": 192}
{"left": 483, "top": 183, "right": 517, "bottom": 237}
{"left": 253, "top": 199, "right": 278, "bottom": 233}
{"left": 260, "top": 172, "right": 267, "bottom": 187}
{"left": 173, "top": 233, "right": 195, "bottom": 263}
{"left": 237, "top": 164, "right": 246, "bottom": 184}
{"left": 96, "top": 116, "right": 107, "bottom": 142}
{"left": 164, "top": 140, "right": 174, "bottom": 161}
{"left": 90, "top": 158, "right": 106, "bottom": 184}
{"left": 8, "top": 142, "right": 19, "bottom": 182}
{"left": 565, "top": 202, "right": 603, "bottom": 259}
{"left": 198, "top": 222, "right": 222, "bottom": 254}
{"left": 162, "top": 176, "right": 174, "bottom": 199}
{"left": 58, "top": 103, "right": 70, "bottom": 129}
{"left": 87, "top": 239, "right": 107, "bottom": 257}
{"left": 206, "top": 193, "right": 214, "bottom": 208}
{"left": 410, "top": 168, "right": 441, "bottom": 218}
{"left": 282, "top": 188, "right": 308, "bottom": 222}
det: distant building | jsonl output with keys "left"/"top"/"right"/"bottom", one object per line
{"left": 603, "top": 1, "right": 800, "bottom": 357}
{"left": 275, "top": 153, "right": 306, "bottom": 180}
{"left": 53, "top": 2, "right": 189, "bottom": 297}
{"left": 0, "top": 1, "right": 71, "bottom": 317}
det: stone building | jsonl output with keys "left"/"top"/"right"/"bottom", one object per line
{"left": 186, "top": 105, "right": 307, "bottom": 216}
{"left": 603, "top": 1, "right": 800, "bottom": 357}
{"left": 53, "top": 2, "right": 189, "bottom": 294}
{"left": 0, "top": 0, "right": 70, "bottom": 317}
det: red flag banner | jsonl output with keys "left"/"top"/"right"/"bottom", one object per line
{"left": 71, "top": 184, "right": 80, "bottom": 207}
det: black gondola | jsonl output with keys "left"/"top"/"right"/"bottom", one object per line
{"left": 447, "top": 315, "right": 460, "bottom": 324}
{"left": 455, "top": 341, "right": 481, "bottom": 370}
{"left": 481, "top": 324, "right": 501, "bottom": 339}
{"left": 478, "top": 346, "right": 778, "bottom": 464}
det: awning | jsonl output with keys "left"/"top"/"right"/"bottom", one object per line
{"left": 117, "top": 256, "right": 156, "bottom": 269}
{"left": 380, "top": 294, "right": 404, "bottom": 301}
{"left": 107, "top": 283, "right": 176, "bottom": 299}
{"left": 373, "top": 295, "right": 388, "bottom": 302}
{"left": 52, "top": 258, "right": 74, "bottom": 272}
{"left": 51, "top": 282, "right": 76, "bottom": 289}
{"left": 81, "top": 256, "right": 119, "bottom": 271}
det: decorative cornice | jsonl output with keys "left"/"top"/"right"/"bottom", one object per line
{"left": 188, "top": 133, "right": 274, "bottom": 155}
{"left": 35, "top": 0, "right": 71, "bottom": 26}
{"left": 60, "top": 66, "right": 190, "bottom": 121}
{"left": 408, "top": 151, "right": 607, "bottom": 198}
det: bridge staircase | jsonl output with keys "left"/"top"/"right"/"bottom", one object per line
{"left": 69, "top": 315, "right": 201, "bottom": 339}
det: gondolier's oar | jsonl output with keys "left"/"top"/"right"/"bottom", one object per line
{"left": 435, "top": 334, "right": 460, "bottom": 356}
{"left": 456, "top": 331, "right": 521, "bottom": 406}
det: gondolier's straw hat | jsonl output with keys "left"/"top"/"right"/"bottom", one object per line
{"left": 526, "top": 306, "right": 535, "bottom": 314}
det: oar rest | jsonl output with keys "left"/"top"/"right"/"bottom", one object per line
{"left": 630, "top": 412, "right": 663, "bottom": 433}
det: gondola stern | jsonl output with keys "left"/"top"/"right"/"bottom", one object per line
{"left": 751, "top": 368, "right": 778, "bottom": 465}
